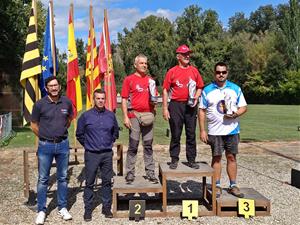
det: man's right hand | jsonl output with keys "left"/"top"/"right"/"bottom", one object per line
{"left": 123, "top": 116, "right": 132, "bottom": 129}
{"left": 163, "top": 108, "right": 170, "bottom": 121}
{"left": 200, "top": 130, "right": 208, "bottom": 144}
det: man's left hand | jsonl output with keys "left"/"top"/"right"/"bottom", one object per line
{"left": 224, "top": 112, "right": 239, "bottom": 119}
{"left": 191, "top": 98, "right": 198, "bottom": 108}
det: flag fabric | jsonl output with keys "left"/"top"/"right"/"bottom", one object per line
{"left": 66, "top": 5, "right": 82, "bottom": 118}
{"left": 85, "top": 12, "right": 101, "bottom": 110}
{"left": 40, "top": 4, "right": 58, "bottom": 97}
{"left": 20, "top": 0, "right": 41, "bottom": 125}
{"left": 98, "top": 10, "right": 117, "bottom": 112}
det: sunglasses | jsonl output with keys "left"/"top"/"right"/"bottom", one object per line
{"left": 216, "top": 71, "right": 227, "bottom": 75}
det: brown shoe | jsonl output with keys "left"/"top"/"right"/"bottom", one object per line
{"left": 227, "top": 186, "right": 244, "bottom": 198}
{"left": 216, "top": 186, "right": 222, "bottom": 198}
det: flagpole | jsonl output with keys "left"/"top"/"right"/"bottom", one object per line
{"left": 89, "top": 3, "right": 94, "bottom": 104}
{"left": 104, "top": 9, "right": 112, "bottom": 111}
{"left": 69, "top": 2, "right": 77, "bottom": 149}
{"left": 33, "top": 0, "right": 39, "bottom": 147}
{"left": 49, "top": 0, "right": 56, "bottom": 76}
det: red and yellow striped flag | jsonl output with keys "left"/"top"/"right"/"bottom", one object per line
{"left": 66, "top": 4, "right": 82, "bottom": 118}
{"left": 98, "top": 9, "right": 117, "bottom": 112}
{"left": 85, "top": 7, "right": 100, "bottom": 110}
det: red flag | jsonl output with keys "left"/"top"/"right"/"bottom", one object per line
{"left": 98, "top": 9, "right": 117, "bottom": 112}
{"left": 85, "top": 6, "right": 101, "bottom": 110}
{"left": 67, "top": 4, "right": 82, "bottom": 118}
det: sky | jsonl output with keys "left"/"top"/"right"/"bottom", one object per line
{"left": 39, "top": 0, "right": 289, "bottom": 53}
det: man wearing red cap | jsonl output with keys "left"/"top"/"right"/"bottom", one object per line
{"left": 162, "top": 44, "right": 204, "bottom": 169}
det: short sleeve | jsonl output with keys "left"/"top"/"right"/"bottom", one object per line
{"left": 31, "top": 102, "right": 40, "bottom": 122}
{"left": 121, "top": 77, "right": 130, "bottom": 98}
{"left": 162, "top": 69, "right": 172, "bottom": 90}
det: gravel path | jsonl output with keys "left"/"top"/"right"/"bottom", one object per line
{"left": 0, "top": 141, "right": 299, "bottom": 225}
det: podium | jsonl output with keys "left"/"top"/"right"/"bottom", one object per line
{"left": 159, "top": 162, "right": 216, "bottom": 216}
{"left": 112, "top": 176, "right": 164, "bottom": 218}
{"left": 216, "top": 188, "right": 271, "bottom": 217}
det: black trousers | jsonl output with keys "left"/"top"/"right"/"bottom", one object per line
{"left": 84, "top": 150, "right": 113, "bottom": 211}
{"left": 168, "top": 101, "right": 197, "bottom": 162}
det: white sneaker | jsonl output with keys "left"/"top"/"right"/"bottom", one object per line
{"left": 58, "top": 208, "right": 72, "bottom": 220}
{"left": 35, "top": 211, "right": 46, "bottom": 225}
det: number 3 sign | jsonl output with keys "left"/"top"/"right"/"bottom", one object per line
{"left": 238, "top": 198, "right": 255, "bottom": 219}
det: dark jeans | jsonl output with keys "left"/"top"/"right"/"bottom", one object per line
{"left": 84, "top": 150, "right": 113, "bottom": 211}
{"left": 168, "top": 101, "right": 197, "bottom": 162}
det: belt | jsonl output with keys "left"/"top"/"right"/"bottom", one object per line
{"left": 39, "top": 137, "right": 67, "bottom": 143}
{"left": 170, "top": 100, "right": 188, "bottom": 104}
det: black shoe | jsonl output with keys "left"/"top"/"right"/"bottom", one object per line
{"left": 125, "top": 173, "right": 134, "bottom": 184}
{"left": 102, "top": 209, "right": 113, "bottom": 218}
{"left": 187, "top": 161, "right": 199, "bottom": 169}
{"left": 169, "top": 160, "right": 178, "bottom": 169}
{"left": 146, "top": 173, "right": 159, "bottom": 184}
{"left": 84, "top": 211, "right": 92, "bottom": 222}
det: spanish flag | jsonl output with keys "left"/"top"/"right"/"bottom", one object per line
{"left": 20, "top": 0, "right": 41, "bottom": 125}
{"left": 85, "top": 5, "right": 101, "bottom": 110}
{"left": 66, "top": 4, "right": 82, "bottom": 118}
{"left": 99, "top": 9, "right": 117, "bottom": 112}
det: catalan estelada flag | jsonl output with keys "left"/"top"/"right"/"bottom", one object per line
{"left": 20, "top": 0, "right": 41, "bottom": 125}
{"left": 66, "top": 4, "right": 82, "bottom": 118}
{"left": 85, "top": 5, "right": 100, "bottom": 110}
{"left": 98, "top": 9, "right": 117, "bottom": 112}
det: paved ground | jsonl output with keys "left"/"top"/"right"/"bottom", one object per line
{"left": 0, "top": 141, "right": 299, "bottom": 224}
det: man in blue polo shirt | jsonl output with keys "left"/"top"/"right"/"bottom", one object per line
{"left": 76, "top": 89, "right": 119, "bottom": 221}
{"left": 198, "top": 62, "right": 247, "bottom": 198}
{"left": 31, "top": 76, "right": 73, "bottom": 225}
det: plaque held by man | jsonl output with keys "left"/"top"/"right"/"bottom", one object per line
{"left": 224, "top": 93, "right": 237, "bottom": 115}
{"left": 188, "top": 78, "right": 196, "bottom": 106}
{"left": 149, "top": 78, "right": 158, "bottom": 103}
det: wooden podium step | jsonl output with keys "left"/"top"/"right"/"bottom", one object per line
{"left": 112, "top": 176, "right": 164, "bottom": 218}
{"left": 159, "top": 162, "right": 216, "bottom": 216}
{"left": 216, "top": 188, "right": 271, "bottom": 217}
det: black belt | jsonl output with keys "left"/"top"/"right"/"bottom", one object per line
{"left": 170, "top": 100, "right": 188, "bottom": 104}
{"left": 39, "top": 137, "right": 67, "bottom": 143}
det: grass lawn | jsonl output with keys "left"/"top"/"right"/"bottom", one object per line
{"left": 2, "top": 104, "right": 300, "bottom": 149}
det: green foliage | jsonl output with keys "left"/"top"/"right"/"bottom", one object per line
{"left": 76, "top": 38, "right": 86, "bottom": 69}
{"left": 228, "top": 12, "right": 251, "bottom": 34}
{"left": 0, "top": 0, "right": 46, "bottom": 94}
{"left": 118, "top": 15, "right": 177, "bottom": 83}
{"left": 249, "top": 5, "right": 277, "bottom": 34}
{"left": 281, "top": 0, "right": 300, "bottom": 70}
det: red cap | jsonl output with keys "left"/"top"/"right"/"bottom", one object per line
{"left": 176, "top": 44, "right": 192, "bottom": 54}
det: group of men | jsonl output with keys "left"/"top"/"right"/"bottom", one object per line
{"left": 31, "top": 44, "right": 247, "bottom": 224}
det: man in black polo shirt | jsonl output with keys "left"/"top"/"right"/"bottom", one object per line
{"left": 76, "top": 89, "right": 119, "bottom": 221}
{"left": 31, "top": 76, "right": 73, "bottom": 225}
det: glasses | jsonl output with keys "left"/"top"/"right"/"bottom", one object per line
{"left": 216, "top": 71, "right": 227, "bottom": 75}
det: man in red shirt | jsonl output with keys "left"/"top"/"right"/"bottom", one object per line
{"left": 163, "top": 45, "right": 204, "bottom": 169}
{"left": 121, "top": 54, "right": 158, "bottom": 184}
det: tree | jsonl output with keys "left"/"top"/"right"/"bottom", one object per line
{"left": 56, "top": 50, "right": 67, "bottom": 94}
{"left": 226, "top": 33, "right": 251, "bottom": 86}
{"left": 249, "top": 5, "right": 277, "bottom": 34}
{"left": 76, "top": 38, "right": 85, "bottom": 69}
{"left": 228, "top": 12, "right": 250, "bottom": 35}
{"left": 118, "top": 15, "right": 177, "bottom": 83}
{"left": 0, "top": 0, "right": 46, "bottom": 94}
{"left": 281, "top": 0, "right": 300, "bottom": 70}
{"left": 175, "top": 5, "right": 203, "bottom": 45}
